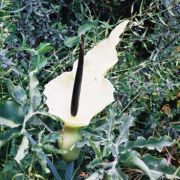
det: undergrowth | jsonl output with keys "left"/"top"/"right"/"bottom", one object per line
{"left": 0, "top": 0, "right": 179, "bottom": 179}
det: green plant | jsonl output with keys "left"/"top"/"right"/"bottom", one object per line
{"left": 82, "top": 108, "right": 179, "bottom": 179}
{"left": 0, "top": 0, "right": 179, "bottom": 179}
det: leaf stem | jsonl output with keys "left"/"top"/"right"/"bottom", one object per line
{"left": 22, "top": 130, "right": 62, "bottom": 180}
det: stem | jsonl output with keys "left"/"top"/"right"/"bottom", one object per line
{"left": 58, "top": 126, "right": 81, "bottom": 161}
{"left": 65, "top": 161, "right": 74, "bottom": 180}
{"left": 23, "top": 130, "right": 62, "bottom": 180}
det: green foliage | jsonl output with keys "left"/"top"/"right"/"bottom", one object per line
{"left": 0, "top": 0, "right": 179, "bottom": 179}
{"left": 0, "top": 127, "right": 20, "bottom": 148}
{"left": 83, "top": 110, "right": 178, "bottom": 179}
{"left": 64, "top": 36, "right": 80, "bottom": 48}
{"left": 142, "top": 154, "right": 180, "bottom": 179}
{"left": 0, "top": 101, "right": 24, "bottom": 128}
{"left": 121, "top": 136, "right": 173, "bottom": 152}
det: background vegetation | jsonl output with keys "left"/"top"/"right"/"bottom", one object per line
{"left": 0, "top": 0, "right": 179, "bottom": 179}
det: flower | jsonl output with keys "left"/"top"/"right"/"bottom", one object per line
{"left": 44, "top": 20, "right": 129, "bottom": 128}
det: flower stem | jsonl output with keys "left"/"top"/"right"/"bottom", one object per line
{"left": 58, "top": 126, "right": 81, "bottom": 161}
{"left": 65, "top": 161, "right": 74, "bottom": 180}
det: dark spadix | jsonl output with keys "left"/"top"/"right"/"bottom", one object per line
{"left": 70, "top": 35, "right": 84, "bottom": 116}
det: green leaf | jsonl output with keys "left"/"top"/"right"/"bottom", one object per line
{"left": 105, "top": 169, "right": 122, "bottom": 180}
{"left": 42, "top": 144, "right": 64, "bottom": 154}
{"left": 120, "top": 151, "right": 154, "bottom": 180}
{"left": 31, "top": 43, "right": 53, "bottom": 70}
{"left": 37, "top": 43, "right": 53, "bottom": 55}
{"left": 121, "top": 136, "right": 173, "bottom": 152}
{"left": 0, "top": 127, "right": 20, "bottom": 147}
{"left": 32, "top": 145, "right": 50, "bottom": 173}
{"left": 14, "top": 136, "right": 29, "bottom": 164}
{"left": 104, "top": 160, "right": 128, "bottom": 180}
{"left": 21, "top": 32, "right": 26, "bottom": 48}
{"left": 7, "top": 81, "right": 27, "bottom": 107}
{"left": 142, "top": 154, "right": 180, "bottom": 179}
{"left": 31, "top": 55, "right": 47, "bottom": 70}
{"left": 89, "top": 139, "right": 102, "bottom": 159}
{"left": 86, "top": 172, "right": 100, "bottom": 180}
{"left": 100, "top": 21, "right": 112, "bottom": 29}
{"left": 41, "top": 132, "right": 60, "bottom": 143}
{"left": 0, "top": 101, "right": 25, "bottom": 128}
{"left": 64, "top": 36, "right": 80, "bottom": 48}
{"left": 78, "top": 21, "right": 97, "bottom": 35}
{"left": 10, "top": 85, "right": 27, "bottom": 107}
{"left": 116, "top": 115, "right": 134, "bottom": 145}
{"left": 12, "top": 173, "right": 25, "bottom": 180}
{"left": 29, "top": 70, "right": 41, "bottom": 111}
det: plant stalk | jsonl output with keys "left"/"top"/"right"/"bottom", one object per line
{"left": 65, "top": 161, "right": 74, "bottom": 180}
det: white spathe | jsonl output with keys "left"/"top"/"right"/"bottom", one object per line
{"left": 44, "top": 20, "right": 129, "bottom": 127}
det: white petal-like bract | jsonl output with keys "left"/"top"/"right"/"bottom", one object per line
{"left": 44, "top": 20, "right": 129, "bottom": 127}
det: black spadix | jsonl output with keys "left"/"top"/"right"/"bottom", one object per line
{"left": 70, "top": 35, "right": 84, "bottom": 116}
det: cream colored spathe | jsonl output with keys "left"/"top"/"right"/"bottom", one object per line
{"left": 44, "top": 20, "right": 129, "bottom": 127}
